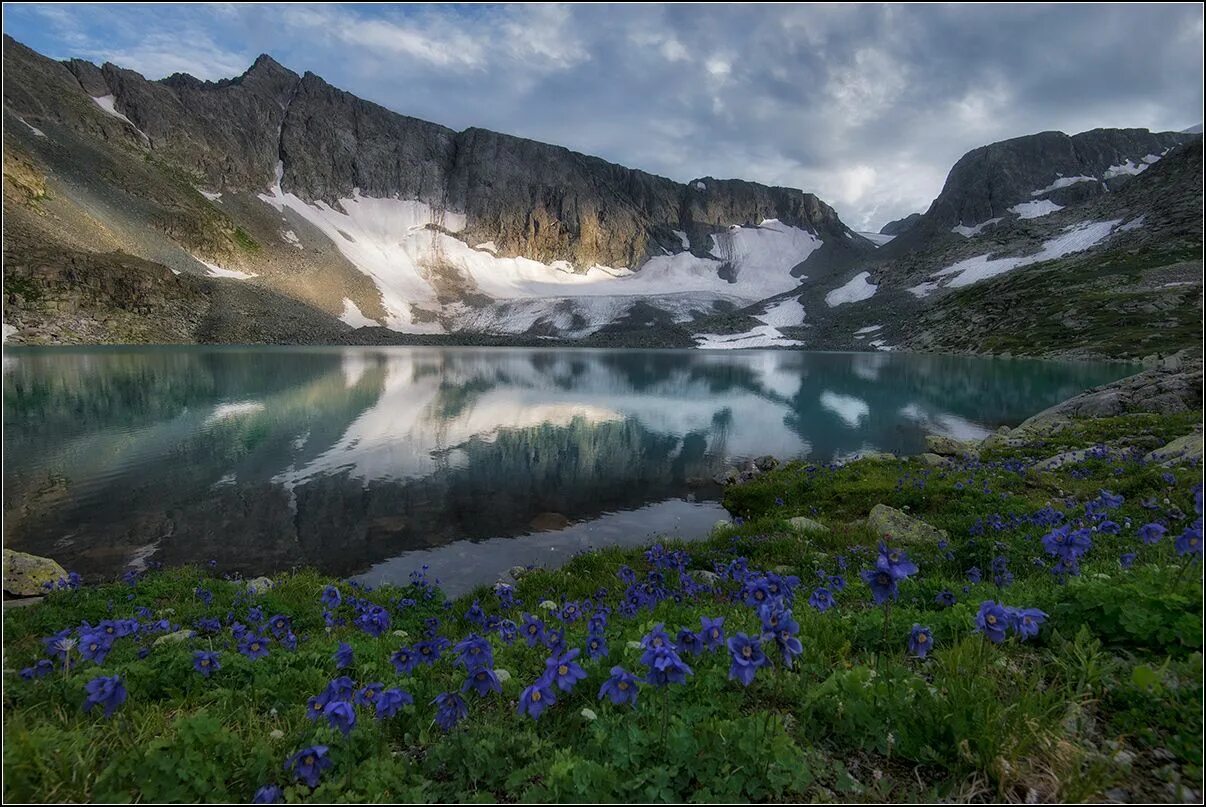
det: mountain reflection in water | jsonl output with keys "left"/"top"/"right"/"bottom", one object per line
{"left": 3, "top": 346, "right": 1132, "bottom": 588}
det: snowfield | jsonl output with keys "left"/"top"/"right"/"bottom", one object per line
{"left": 825, "top": 272, "right": 877, "bottom": 307}
{"left": 951, "top": 218, "right": 1002, "bottom": 238}
{"left": 755, "top": 297, "right": 806, "bottom": 327}
{"left": 694, "top": 325, "right": 802, "bottom": 350}
{"left": 1008, "top": 199, "right": 1063, "bottom": 219}
{"left": 1030, "top": 176, "right": 1096, "bottom": 196}
{"left": 196, "top": 258, "right": 257, "bottom": 280}
{"left": 340, "top": 299, "right": 379, "bottom": 329}
{"left": 259, "top": 178, "right": 824, "bottom": 334}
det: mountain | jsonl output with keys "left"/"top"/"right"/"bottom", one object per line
{"left": 2, "top": 36, "right": 872, "bottom": 344}
{"left": 2, "top": 36, "right": 1201, "bottom": 360}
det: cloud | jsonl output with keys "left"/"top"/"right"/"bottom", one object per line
{"left": 5, "top": 3, "right": 1202, "bottom": 230}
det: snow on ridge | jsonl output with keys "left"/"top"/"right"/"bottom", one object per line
{"left": 199, "top": 189, "right": 222, "bottom": 201}
{"left": 951, "top": 218, "right": 1002, "bottom": 238}
{"left": 1103, "top": 159, "right": 1150, "bottom": 179}
{"left": 90, "top": 95, "right": 149, "bottom": 142}
{"left": 931, "top": 219, "right": 1122, "bottom": 289}
{"left": 197, "top": 258, "right": 257, "bottom": 280}
{"left": 18, "top": 117, "right": 45, "bottom": 138}
{"left": 1030, "top": 176, "right": 1096, "bottom": 196}
{"left": 340, "top": 298, "right": 379, "bottom": 329}
{"left": 854, "top": 324, "right": 882, "bottom": 335}
{"left": 906, "top": 280, "right": 941, "bottom": 299}
{"left": 824, "top": 272, "right": 877, "bottom": 307}
{"left": 672, "top": 230, "right": 691, "bottom": 250}
{"left": 1009, "top": 199, "right": 1063, "bottom": 219}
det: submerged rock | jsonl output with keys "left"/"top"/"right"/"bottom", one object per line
{"left": 3, "top": 549, "right": 67, "bottom": 596}
{"left": 529, "top": 512, "right": 570, "bottom": 531}
{"left": 867, "top": 504, "right": 947, "bottom": 545}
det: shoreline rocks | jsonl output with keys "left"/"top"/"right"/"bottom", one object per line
{"left": 3, "top": 549, "right": 67, "bottom": 597}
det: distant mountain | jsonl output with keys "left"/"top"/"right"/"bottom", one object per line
{"left": 2, "top": 35, "right": 1201, "bottom": 360}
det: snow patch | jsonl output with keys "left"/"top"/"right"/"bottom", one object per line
{"left": 1009, "top": 199, "right": 1063, "bottom": 219}
{"left": 754, "top": 297, "right": 805, "bottom": 328}
{"left": 282, "top": 229, "right": 302, "bottom": 248}
{"left": 906, "top": 280, "right": 942, "bottom": 299}
{"left": 951, "top": 218, "right": 1002, "bottom": 238}
{"left": 18, "top": 117, "right": 45, "bottom": 137}
{"left": 197, "top": 258, "right": 257, "bottom": 280}
{"left": 824, "top": 272, "right": 877, "bottom": 307}
{"left": 474, "top": 241, "right": 498, "bottom": 254}
{"left": 90, "top": 95, "right": 149, "bottom": 142}
{"left": 694, "top": 324, "right": 801, "bottom": 350}
{"left": 854, "top": 324, "right": 882, "bottom": 335}
{"left": 199, "top": 189, "right": 222, "bottom": 201}
{"left": 932, "top": 219, "right": 1121, "bottom": 288}
{"left": 2, "top": 323, "right": 16, "bottom": 342}
{"left": 340, "top": 298, "right": 379, "bottom": 329}
{"left": 672, "top": 230, "right": 690, "bottom": 250}
{"left": 1030, "top": 176, "right": 1096, "bottom": 196}
{"left": 1103, "top": 159, "right": 1149, "bottom": 179}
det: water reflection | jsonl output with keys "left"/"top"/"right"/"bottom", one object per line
{"left": 3, "top": 346, "right": 1131, "bottom": 587}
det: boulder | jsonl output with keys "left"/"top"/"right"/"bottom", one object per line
{"left": 787, "top": 516, "right": 830, "bottom": 534}
{"left": 712, "top": 468, "right": 740, "bottom": 486}
{"left": 1035, "top": 448, "right": 1106, "bottom": 471}
{"left": 1144, "top": 432, "right": 1204, "bottom": 466}
{"left": 754, "top": 455, "right": 780, "bottom": 471}
{"left": 245, "top": 576, "right": 274, "bottom": 595}
{"left": 153, "top": 629, "right": 195, "bottom": 647}
{"left": 3, "top": 549, "right": 67, "bottom": 596}
{"left": 919, "top": 452, "right": 949, "bottom": 466}
{"left": 867, "top": 504, "right": 947, "bottom": 545}
{"left": 924, "top": 435, "right": 980, "bottom": 459}
{"left": 692, "top": 569, "right": 720, "bottom": 586}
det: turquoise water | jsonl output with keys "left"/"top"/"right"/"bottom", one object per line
{"left": 2, "top": 346, "right": 1132, "bottom": 593}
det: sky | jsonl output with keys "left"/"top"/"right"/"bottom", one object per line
{"left": 5, "top": 3, "right": 1203, "bottom": 231}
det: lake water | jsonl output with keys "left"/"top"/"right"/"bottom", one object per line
{"left": 2, "top": 346, "right": 1132, "bottom": 596}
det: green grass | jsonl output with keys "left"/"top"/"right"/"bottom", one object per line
{"left": 4, "top": 413, "right": 1202, "bottom": 802}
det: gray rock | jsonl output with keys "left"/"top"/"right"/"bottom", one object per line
{"left": 3, "top": 549, "right": 67, "bottom": 596}
{"left": 924, "top": 435, "right": 980, "bottom": 458}
{"left": 753, "top": 455, "right": 779, "bottom": 471}
{"left": 787, "top": 516, "right": 829, "bottom": 534}
{"left": 692, "top": 570, "right": 720, "bottom": 586}
{"left": 1144, "top": 432, "right": 1204, "bottom": 466}
{"left": 866, "top": 504, "right": 947, "bottom": 545}
{"left": 153, "top": 629, "right": 195, "bottom": 647}
{"left": 3, "top": 595, "right": 45, "bottom": 610}
{"left": 245, "top": 576, "right": 274, "bottom": 595}
{"left": 1020, "top": 361, "right": 1203, "bottom": 423}
{"left": 1035, "top": 448, "right": 1101, "bottom": 470}
{"left": 919, "top": 452, "right": 949, "bottom": 466}
{"left": 712, "top": 468, "right": 740, "bottom": 486}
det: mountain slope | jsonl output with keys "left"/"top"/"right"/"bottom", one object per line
{"left": 2, "top": 36, "right": 874, "bottom": 343}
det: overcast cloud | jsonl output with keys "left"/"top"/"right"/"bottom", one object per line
{"left": 5, "top": 3, "right": 1202, "bottom": 230}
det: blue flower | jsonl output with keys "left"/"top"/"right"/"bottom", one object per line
{"left": 585, "top": 632, "right": 609, "bottom": 660}
{"left": 1138, "top": 523, "right": 1167, "bottom": 545}
{"left": 79, "top": 632, "right": 113, "bottom": 665}
{"left": 676, "top": 628, "right": 704, "bottom": 656}
{"left": 542, "top": 626, "right": 566, "bottom": 653}
{"left": 638, "top": 624, "right": 675, "bottom": 665}
{"left": 193, "top": 650, "right": 221, "bottom": 677}
{"left": 934, "top": 590, "right": 957, "bottom": 608}
{"left": 267, "top": 614, "right": 291, "bottom": 637}
{"left": 253, "top": 784, "right": 282, "bottom": 803}
{"left": 306, "top": 689, "right": 332, "bottom": 720}
{"left": 19, "top": 659, "right": 54, "bottom": 680}
{"left": 414, "top": 638, "right": 445, "bottom": 665}
{"left": 545, "top": 648, "right": 588, "bottom": 692}
{"left": 1120, "top": 552, "right": 1136, "bottom": 569}
{"left": 1175, "top": 522, "right": 1202, "bottom": 556}
{"left": 875, "top": 543, "right": 918, "bottom": 580}
{"left": 773, "top": 615, "right": 803, "bottom": 668}
{"left": 520, "top": 613, "right": 545, "bottom": 646}
{"left": 453, "top": 634, "right": 494, "bottom": 672}
{"left": 908, "top": 624, "right": 933, "bottom": 658}
{"left": 432, "top": 692, "right": 468, "bottom": 731}
{"left": 376, "top": 687, "right": 414, "bottom": 719}
{"left": 391, "top": 646, "right": 418, "bottom": 675}
{"left": 598, "top": 666, "right": 639, "bottom": 707}
{"left": 462, "top": 668, "right": 502, "bottom": 697}
{"left": 966, "top": 566, "right": 982, "bottom": 583}
{"left": 239, "top": 634, "right": 270, "bottom": 660}
{"left": 726, "top": 633, "right": 767, "bottom": 686}
{"left": 518, "top": 676, "right": 557, "bottom": 720}
{"left": 285, "top": 745, "right": 331, "bottom": 788}
{"left": 334, "top": 642, "right": 354, "bottom": 669}
{"left": 354, "top": 605, "right": 390, "bottom": 637}
{"left": 699, "top": 616, "right": 725, "bottom": 650}
{"left": 321, "top": 586, "right": 342, "bottom": 609}
{"left": 323, "top": 700, "right": 357, "bottom": 736}
{"left": 808, "top": 587, "right": 835, "bottom": 612}
{"left": 1009, "top": 607, "right": 1047, "bottom": 640}
{"left": 861, "top": 568, "right": 898, "bottom": 605}
{"left": 975, "top": 601, "right": 1010, "bottom": 643}
{"left": 354, "top": 683, "right": 384, "bottom": 707}
{"left": 83, "top": 675, "right": 127, "bottom": 718}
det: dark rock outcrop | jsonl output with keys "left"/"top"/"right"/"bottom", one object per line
{"left": 880, "top": 212, "right": 922, "bottom": 236}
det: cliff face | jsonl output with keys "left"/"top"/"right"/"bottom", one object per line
{"left": 4, "top": 36, "right": 866, "bottom": 273}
